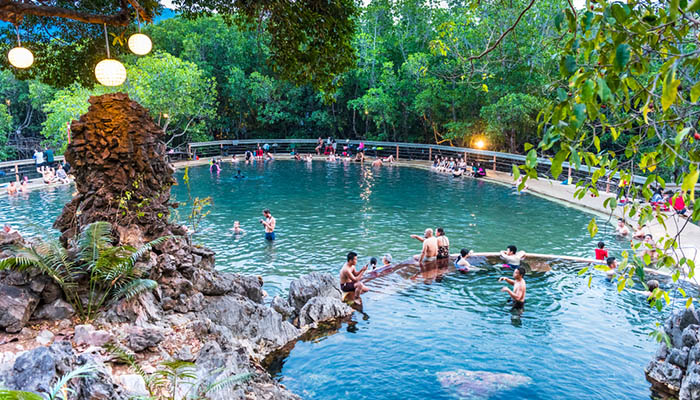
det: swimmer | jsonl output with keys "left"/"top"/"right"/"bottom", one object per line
{"left": 231, "top": 155, "right": 239, "bottom": 163}
{"left": 7, "top": 181, "right": 17, "bottom": 195}
{"left": 456, "top": 248, "right": 474, "bottom": 272}
{"left": 411, "top": 228, "right": 438, "bottom": 264}
{"left": 368, "top": 257, "right": 378, "bottom": 270}
{"left": 372, "top": 158, "right": 383, "bottom": 167}
{"left": 605, "top": 256, "right": 618, "bottom": 280}
{"left": 616, "top": 218, "right": 629, "bottom": 236}
{"left": 19, "top": 179, "right": 28, "bottom": 193}
{"left": 340, "top": 251, "right": 369, "bottom": 303}
{"left": 594, "top": 241, "right": 608, "bottom": 261}
{"left": 500, "top": 245, "right": 526, "bottom": 269}
{"left": 210, "top": 159, "right": 221, "bottom": 173}
{"left": 641, "top": 279, "right": 660, "bottom": 302}
{"left": 382, "top": 254, "right": 392, "bottom": 267}
{"left": 231, "top": 221, "right": 245, "bottom": 234}
{"left": 234, "top": 169, "right": 245, "bottom": 179}
{"left": 499, "top": 266, "right": 526, "bottom": 308}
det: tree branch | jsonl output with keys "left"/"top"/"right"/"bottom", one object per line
{"left": 0, "top": 0, "right": 149, "bottom": 27}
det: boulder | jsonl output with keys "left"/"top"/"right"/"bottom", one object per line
{"left": 288, "top": 272, "right": 340, "bottom": 312}
{"left": 298, "top": 297, "right": 353, "bottom": 327}
{"left": 0, "top": 283, "right": 38, "bottom": 332}
{"left": 684, "top": 325, "right": 700, "bottom": 349}
{"left": 11, "top": 346, "right": 56, "bottom": 395}
{"left": 73, "top": 325, "right": 112, "bottom": 347}
{"left": 681, "top": 362, "right": 700, "bottom": 400}
{"left": 126, "top": 326, "right": 165, "bottom": 352}
{"left": 117, "top": 374, "right": 149, "bottom": 397}
{"left": 690, "top": 343, "right": 700, "bottom": 366}
{"left": 75, "top": 354, "right": 126, "bottom": 400}
{"left": 646, "top": 359, "right": 684, "bottom": 396}
{"left": 271, "top": 296, "right": 294, "bottom": 319}
{"left": 193, "top": 270, "right": 263, "bottom": 302}
{"left": 34, "top": 299, "right": 75, "bottom": 321}
{"left": 681, "top": 307, "right": 700, "bottom": 332}
{"left": 669, "top": 347, "right": 690, "bottom": 369}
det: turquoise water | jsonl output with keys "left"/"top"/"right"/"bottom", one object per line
{"left": 1, "top": 160, "right": 670, "bottom": 399}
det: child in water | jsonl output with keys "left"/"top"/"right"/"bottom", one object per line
{"left": 231, "top": 221, "right": 245, "bottom": 235}
{"left": 595, "top": 241, "right": 608, "bottom": 261}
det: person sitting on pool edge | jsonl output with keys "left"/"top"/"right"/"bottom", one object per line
{"left": 411, "top": 228, "right": 438, "bottom": 264}
{"left": 499, "top": 266, "right": 526, "bottom": 309}
{"left": 500, "top": 245, "right": 526, "bottom": 269}
{"left": 340, "top": 251, "right": 369, "bottom": 303}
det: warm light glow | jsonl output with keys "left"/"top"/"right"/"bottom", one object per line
{"left": 95, "top": 59, "right": 126, "bottom": 86}
{"left": 474, "top": 139, "right": 486, "bottom": 149}
{"left": 8, "top": 47, "right": 34, "bottom": 69}
{"left": 128, "top": 33, "right": 152, "bottom": 55}
{"left": 163, "top": 113, "right": 169, "bottom": 119}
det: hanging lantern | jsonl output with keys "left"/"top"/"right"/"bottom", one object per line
{"left": 95, "top": 59, "right": 126, "bottom": 86}
{"left": 8, "top": 47, "right": 33, "bottom": 69}
{"left": 95, "top": 24, "right": 126, "bottom": 86}
{"left": 128, "top": 33, "right": 152, "bottom": 55}
{"left": 8, "top": 26, "right": 33, "bottom": 69}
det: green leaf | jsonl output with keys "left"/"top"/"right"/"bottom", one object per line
{"left": 587, "top": 218, "right": 598, "bottom": 238}
{"left": 578, "top": 266, "right": 589, "bottom": 276}
{"left": 662, "top": 69, "right": 681, "bottom": 111}
{"left": 594, "top": 136, "right": 601, "bottom": 152}
{"left": 682, "top": 168, "right": 699, "bottom": 202}
{"left": 512, "top": 165, "right": 520, "bottom": 181}
{"left": 564, "top": 55, "right": 577, "bottom": 74}
{"left": 671, "top": 0, "right": 680, "bottom": 19}
{"left": 596, "top": 77, "right": 611, "bottom": 102}
{"left": 687, "top": 297, "right": 694, "bottom": 308}
{"left": 690, "top": 81, "right": 700, "bottom": 103}
{"left": 675, "top": 128, "right": 690, "bottom": 146}
{"left": 614, "top": 44, "right": 630, "bottom": 72}
{"left": 525, "top": 149, "right": 538, "bottom": 168}
{"left": 611, "top": 3, "right": 630, "bottom": 23}
{"left": 572, "top": 103, "right": 587, "bottom": 128}
{"left": 557, "top": 88, "right": 568, "bottom": 102}
{"left": 581, "top": 79, "right": 595, "bottom": 102}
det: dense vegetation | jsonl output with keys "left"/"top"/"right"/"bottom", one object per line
{"left": 0, "top": 0, "right": 563, "bottom": 157}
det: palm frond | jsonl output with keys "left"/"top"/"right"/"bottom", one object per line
{"left": 77, "top": 222, "right": 113, "bottom": 265}
{"left": 0, "top": 389, "right": 45, "bottom": 400}
{"left": 104, "top": 342, "right": 155, "bottom": 396}
{"left": 110, "top": 279, "right": 157, "bottom": 303}
{"left": 203, "top": 372, "right": 255, "bottom": 395}
{"left": 49, "top": 363, "right": 96, "bottom": 400}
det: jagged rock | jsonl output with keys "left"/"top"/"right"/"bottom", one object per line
{"left": 40, "top": 281, "right": 63, "bottom": 304}
{"left": 271, "top": 296, "right": 294, "bottom": 319}
{"left": 656, "top": 343, "right": 670, "bottom": 360}
{"left": 646, "top": 359, "right": 684, "bottom": 397}
{"left": 288, "top": 272, "right": 340, "bottom": 312}
{"left": 681, "top": 362, "right": 700, "bottom": 400}
{"left": 298, "top": 296, "right": 353, "bottom": 327}
{"left": 0, "top": 270, "right": 28, "bottom": 286}
{"left": 670, "top": 347, "right": 690, "bottom": 368}
{"left": 73, "top": 325, "right": 112, "bottom": 347}
{"left": 684, "top": 325, "right": 700, "bottom": 349}
{"left": 175, "top": 345, "right": 195, "bottom": 362}
{"left": 117, "top": 374, "right": 149, "bottom": 397}
{"left": 36, "top": 329, "right": 55, "bottom": 345}
{"left": 193, "top": 271, "right": 263, "bottom": 302}
{"left": 205, "top": 294, "right": 300, "bottom": 352}
{"left": 681, "top": 308, "right": 700, "bottom": 331}
{"left": 126, "top": 326, "right": 164, "bottom": 352}
{"left": 690, "top": 344, "right": 700, "bottom": 366}
{"left": 0, "top": 283, "right": 38, "bottom": 332}
{"left": 76, "top": 354, "right": 126, "bottom": 400}
{"left": 97, "top": 291, "right": 161, "bottom": 324}
{"left": 34, "top": 299, "right": 75, "bottom": 321}
{"left": 11, "top": 346, "right": 56, "bottom": 395}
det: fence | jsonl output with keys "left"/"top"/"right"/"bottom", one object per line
{"left": 185, "top": 139, "right": 647, "bottom": 193}
{"left": 0, "top": 156, "right": 65, "bottom": 184}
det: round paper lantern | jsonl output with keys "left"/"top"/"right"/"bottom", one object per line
{"left": 128, "top": 33, "right": 152, "bottom": 55}
{"left": 94, "top": 59, "right": 126, "bottom": 86}
{"left": 8, "top": 47, "right": 33, "bottom": 69}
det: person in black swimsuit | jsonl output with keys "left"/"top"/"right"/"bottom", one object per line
{"left": 340, "top": 251, "right": 369, "bottom": 303}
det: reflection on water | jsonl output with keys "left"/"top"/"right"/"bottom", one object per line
{"left": 1, "top": 160, "right": 673, "bottom": 400}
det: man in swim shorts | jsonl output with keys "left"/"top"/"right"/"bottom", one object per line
{"left": 499, "top": 266, "right": 526, "bottom": 308}
{"left": 340, "top": 251, "right": 369, "bottom": 301}
{"left": 411, "top": 228, "right": 438, "bottom": 264}
{"left": 500, "top": 245, "right": 526, "bottom": 269}
{"left": 260, "top": 209, "right": 276, "bottom": 241}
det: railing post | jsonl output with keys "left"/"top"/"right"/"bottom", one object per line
{"left": 14, "top": 163, "right": 18, "bottom": 180}
{"left": 493, "top": 155, "right": 497, "bottom": 171}
{"left": 568, "top": 165, "right": 572, "bottom": 185}
{"left": 429, "top": 147, "right": 432, "bottom": 161}
{"left": 396, "top": 145, "right": 399, "bottom": 161}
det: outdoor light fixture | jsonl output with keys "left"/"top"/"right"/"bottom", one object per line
{"left": 95, "top": 24, "right": 126, "bottom": 86}
{"left": 7, "top": 26, "right": 33, "bottom": 69}
{"left": 475, "top": 139, "right": 486, "bottom": 149}
{"left": 128, "top": 13, "right": 152, "bottom": 55}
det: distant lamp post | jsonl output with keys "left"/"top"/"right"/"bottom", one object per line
{"left": 128, "top": 33, "right": 152, "bottom": 55}
{"left": 95, "top": 24, "right": 126, "bottom": 86}
{"left": 474, "top": 139, "right": 486, "bottom": 150}
{"left": 7, "top": 26, "right": 33, "bottom": 69}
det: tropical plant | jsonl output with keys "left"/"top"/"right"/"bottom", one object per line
{"left": 181, "top": 167, "right": 212, "bottom": 234}
{"left": 0, "top": 363, "right": 96, "bottom": 400}
{"left": 0, "top": 221, "right": 169, "bottom": 321}
{"left": 105, "top": 343, "right": 254, "bottom": 400}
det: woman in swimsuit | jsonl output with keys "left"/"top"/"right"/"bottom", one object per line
{"left": 436, "top": 227, "right": 450, "bottom": 269}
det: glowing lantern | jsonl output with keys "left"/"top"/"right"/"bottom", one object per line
{"left": 95, "top": 59, "right": 126, "bottom": 86}
{"left": 475, "top": 139, "right": 486, "bottom": 150}
{"left": 128, "top": 33, "right": 152, "bottom": 55}
{"left": 8, "top": 47, "right": 34, "bottom": 69}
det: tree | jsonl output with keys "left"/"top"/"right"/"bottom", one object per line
{"left": 0, "top": 103, "right": 12, "bottom": 160}
{"left": 480, "top": 93, "right": 547, "bottom": 153}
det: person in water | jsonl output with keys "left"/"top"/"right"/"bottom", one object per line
{"left": 231, "top": 221, "right": 245, "bottom": 235}
{"left": 456, "top": 248, "right": 474, "bottom": 272}
{"left": 616, "top": 218, "right": 629, "bottom": 236}
{"left": 411, "top": 228, "right": 438, "bottom": 264}
{"left": 7, "top": 181, "right": 17, "bottom": 195}
{"left": 372, "top": 158, "right": 383, "bottom": 167}
{"left": 234, "top": 169, "right": 245, "bottom": 179}
{"left": 500, "top": 245, "right": 525, "bottom": 269}
{"left": 369, "top": 257, "right": 378, "bottom": 270}
{"left": 642, "top": 234, "right": 659, "bottom": 259}
{"left": 340, "top": 251, "right": 369, "bottom": 302}
{"left": 260, "top": 209, "right": 276, "bottom": 241}
{"left": 633, "top": 224, "right": 647, "bottom": 240}
{"left": 595, "top": 241, "right": 608, "bottom": 261}
{"left": 382, "top": 254, "right": 392, "bottom": 267}
{"left": 499, "top": 266, "right": 526, "bottom": 308}
{"left": 606, "top": 256, "right": 618, "bottom": 280}
{"left": 436, "top": 227, "right": 450, "bottom": 260}
{"left": 210, "top": 159, "right": 221, "bottom": 173}
{"left": 642, "top": 279, "right": 659, "bottom": 301}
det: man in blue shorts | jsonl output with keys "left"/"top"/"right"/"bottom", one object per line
{"left": 261, "top": 209, "right": 276, "bottom": 241}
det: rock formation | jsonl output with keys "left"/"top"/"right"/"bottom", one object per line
{"left": 646, "top": 306, "right": 700, "bottom": 399}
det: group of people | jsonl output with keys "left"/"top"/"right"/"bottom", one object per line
{"left": 615, "top": 218, "right": 660, "bottom": 260}
{"left": 432, "top": 156, "right": 486, "bottom": 178}
{"left": 229, "top": 208, "right": 276, "bottom": 241}
{"left": 6, "top": 147, "right": 71, "bottom": 196}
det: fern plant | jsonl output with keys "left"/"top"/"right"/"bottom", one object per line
{"left": 0, "top": 221, "right": 170, "bottom": 322}
{"left": 0, "top": 363, "right": 96, "bottom": 400}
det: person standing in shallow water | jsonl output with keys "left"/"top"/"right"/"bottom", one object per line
{"left": 499, "top": 266, "right": 526, "bottom": 308}
{"left": 260, "top": 209, "right": 276, "bottom": 241}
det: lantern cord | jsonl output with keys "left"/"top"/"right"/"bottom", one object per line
{"left": 103, "top": 23, "right": 111, "bottom": 59}
{"left": 136, "top": 11, "right": 141, "bottom": 32}
{"left": 15, "top": 26, "right": 21, "bottom": 47}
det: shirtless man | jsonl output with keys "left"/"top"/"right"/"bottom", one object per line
{"left": 231, "top": 221, "right": 245, "bottom": 235}
{"left": 411, "top": 228, "right": 438, "bottom": 264}
{"left": 616, "top": 218, "right": 629, "bottom": 236}
{"left": 260, "top": 209, "right": 276, "bottom": 241}
{"left": 7, "top": 181, "right": 17, "bottom": 195}
{"left": 499, "top": 266, "right": 526, "bottom": 308}
{"left": 340, "top": 251, "right": 369, "bottom": 301}
{"left": 500, "top": 245, "right": 526, "bottom": 269}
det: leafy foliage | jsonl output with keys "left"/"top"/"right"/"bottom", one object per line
{"left": 0, "top": 221, "right": 169, "bottom": 321}
{"left": 0, "top": 363, "right": 96, "bottom": 400}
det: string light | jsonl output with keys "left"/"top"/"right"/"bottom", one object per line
{"left": 95, "top": 24, "right": 126, "bottom": 86}
{"left": 128, "top": 12, "right": 152, "bottom": 55}
{"left": 7, "top": 26, "right": 33, "bottom": 69}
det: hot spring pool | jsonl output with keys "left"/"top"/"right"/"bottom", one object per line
{"left": 1, "top": 160, "right": 672, "bottom": 399}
